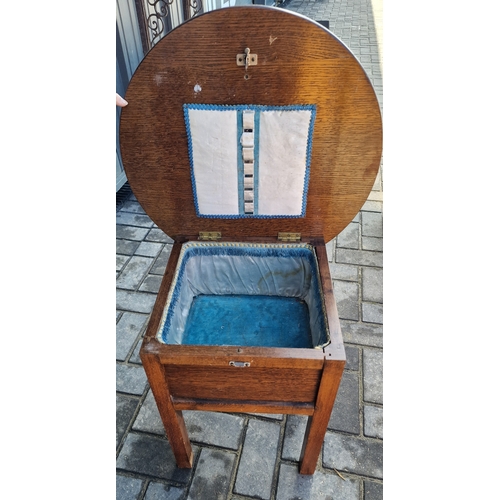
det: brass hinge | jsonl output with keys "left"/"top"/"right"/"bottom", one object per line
{"left": 278, "top": 232, "right": 301, "bottom": 242}
{"left": 199, "top": 231, "right": 222, "bottom": 241}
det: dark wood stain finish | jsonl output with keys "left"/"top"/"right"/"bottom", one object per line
{"left": 120, "top": 6, "right": 382, "bottom": 243}
{"left": 123, "top": 6, "right": 382, "bottom": 475}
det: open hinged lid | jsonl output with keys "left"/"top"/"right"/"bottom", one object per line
{"left": 119, "top": 6, "right": 382, "bottom": 243}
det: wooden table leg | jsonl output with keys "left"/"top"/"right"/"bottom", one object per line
{"left": 140, "top": 350, "right": 193, "bottom": 468}
{"left": 299, "top": 358, "right": 344, "bottom": 475}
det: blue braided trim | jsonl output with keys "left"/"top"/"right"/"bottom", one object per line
{"left": 301, "top": 105, "right": 316, "bottom": 217}
{"left": 184, "top": 104, "right": 316, "bottom": 112}
{"left": 183, "top": 105, "right": 201, "bottom": 217}
{"left": 194, "top": 213, "right": 305, "bottom": 219}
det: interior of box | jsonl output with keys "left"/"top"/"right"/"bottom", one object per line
{"left": 157, "top": 242, "right": 330, "bottom": 348}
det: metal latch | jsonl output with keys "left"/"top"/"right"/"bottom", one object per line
{"left": 236, "top": 48, "right": 258, "bottom": 70}
{"left": 278, "top": 232, "right": 301, "bottom": 242}
{"left": 199, "top": 231, "right": 221, "bottom": 241}
{"left": 229, "top": 361, "right": 250, "bottom": 367}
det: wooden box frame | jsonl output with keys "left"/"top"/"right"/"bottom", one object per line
{"left": 140, "top": 236, "right": 344, "bottom": 474}
{"left": 119, "top": 6, "right": 382, "bottom": 475}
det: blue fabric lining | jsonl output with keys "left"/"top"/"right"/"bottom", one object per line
{"left": 183, "top": 295, "right": 313, "bottom": 348}
{"left": 183, "top": 103, "right": 316, "bottom": 219}
{"left": 159, "top": 243, "right": 328, "bottom": 347}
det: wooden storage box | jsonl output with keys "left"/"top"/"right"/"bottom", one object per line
{"left": 119, "top": 6, "right": 382, "bottom": 475}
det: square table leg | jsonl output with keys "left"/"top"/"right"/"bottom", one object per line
{"left": 140, "top": 350, "right": 193, "bottom": 468}
{"left": 299, "top": 357, "right": 344, "bottom": 474}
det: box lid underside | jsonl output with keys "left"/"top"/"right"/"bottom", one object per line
{"left": 119, "top": 6, "right": 382, "bottom": 242}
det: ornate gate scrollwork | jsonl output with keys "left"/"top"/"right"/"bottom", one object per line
{"left": 146, "top": 0, "right": 173, "bottom": 48}
{"left": 135, "top": 0, "right": 204, "bottom": 52}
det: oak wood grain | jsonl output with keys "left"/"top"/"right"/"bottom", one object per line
{"left": 164, "top": 365, "right": 322, "bottom": 403}
{"left": 154, "top": 344, "right": 325, "bottom": 367}
{"left": 171, "top": 398, "right": 315, "bottom": 415}
{"left": 140, "top": 352, "right": 193, "bottom": 467}
{"left": 119, "top": 6, "right": 382, "bottom": 243}
{"left": 141, "top": 241, "right": 183, "bottom": 347}
{"left": 299, "top": 357, "right": 345, "bottom": 474}
{"left": 316, "top": 243, "right": 345, "bottom": 360}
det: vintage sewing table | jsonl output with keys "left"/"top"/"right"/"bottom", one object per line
{"left": 119, "top": 6, "right": 382, "bottom": 475}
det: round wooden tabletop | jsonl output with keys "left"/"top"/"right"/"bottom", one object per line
{"left": 119, "top": 6, "right": 382, "bottom": 242}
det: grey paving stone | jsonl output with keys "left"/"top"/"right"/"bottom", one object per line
{"left": 130, "top": 338, "right": 144, "bottom": 364}
{"left": 117, "top": 239, "right": 140, "bottom": 256}
{"left": 117, "top": 254, "right": 129, "bottom": 272}
{"left": 247, "top": 413, "right": 283, "bottom": 420}
{"left": 336, "top": 248, "right": 383, "bottom": 268}
{"left": 337, "top": 222, "right": 359, "bottom": 249}
{"left": 362, "top": 237, "right": 383, "bottom": 251}
{"left": 360, "top": 200, "right": 382, "bottom": 213}
{"left": 276, "top": 463, "right": 359, "bottom": 500}
{"left": 282, "top": 414, "right": 308, "bottom": 462}
{"left": 146, "top": 228, "right": 174, "bottom": 244}
{"left": 116, "top": 474, "right": 144, "bottom": 500}
{"left": 362, "top": 303, "right": 383, "bottom": 324}
{"left": 345, "top": 345, "right": 359, "bottom": 371}
{"left": 328, "top": 371, "right": 360, "bottom": 435}
{"left": 133, "top": 390, "right": 164, "bottom": 435}
{"left": 366, "top": 191, "right": 382, "bottom": 203}
{"left": 364, "top": 405, "right": 383, "bottom": 439}
{"left": 117, "top": 212, "right": 154, "bottom": 228}
{"left": 362, "top": 267, "right": 382, "bottom": 303}
{"left": 323, "top": 432, "right": 383, "bottom": 479}
{"left": 333, "top": 280, "right": 359, "bottom": 321}
{"left": 135, "top": 241, "right": 164, "bottom": 258}
{"left": 364, "top": 480, "right": 383, "bottom": 500}
{"left": 326, "top": 239, "right": 334, "bottom": 262}
{"left": 116, "top": 432, "right": 193, "bottom": 483}
{"left": 120, "top": 200, "right": 146, "bottom": 214}
{"left": 117, "top": 312, "right": 148, "bottom": 361}
{"left": 139, "top": 275, "right": 163, "bottom": 293}
{"left": 234, "top": 419, "right": 280, "bottom": 499}
{"left": 363, "top": 348, "right": 382, "bottom": 405}
{"left": 117, "top": 256, "right": 154, "bottom": 290}
{"left": 371, "top": 170, "right": 382, "bottom": 191}
{"left": 117, "top": 290, "right": 156, "bottom": 314}
{"left": 329, "top": 261, "right": 359, "bottom": 281}
{"left": 116, "top": 363, "right": 148, "bottom": 395}
{"left": 117, "top": 394, "right": 140, "bottom": 447}
{"left": 144, "top": 482, "right": 185, "bottom": 500}
{"left": 340, "top": 321, "right": 383, "bottom": 348}
{"left": 361, "top": 212, "right": 382, "bottom": 238}
{"left": 184, "top": 411, "right": 245, "bottom": 450}
{"left": 116, "top": 225, "right": 150, "bottom": 241}
{"left": 187, "top": 448, "right": 236, "bottom": 500}
{"left": 151, "top": 245, "right": 173, "bottom": 275}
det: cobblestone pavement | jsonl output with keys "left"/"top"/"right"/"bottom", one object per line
{"left": 116, "top": 0, "right": 383, "bottom": 498}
